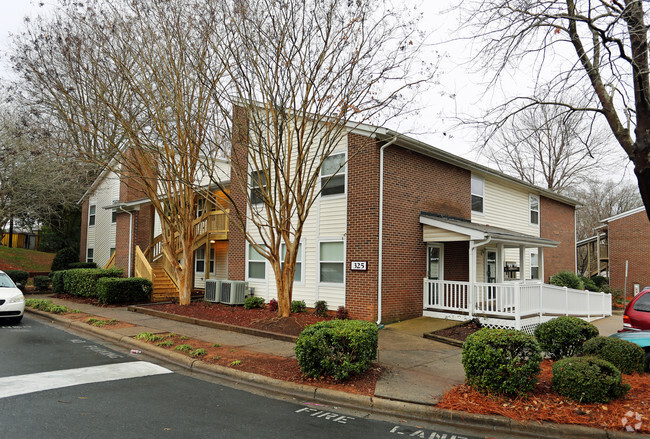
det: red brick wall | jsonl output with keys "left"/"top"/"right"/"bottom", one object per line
{"left": 540, "top": 196, "right": 576, "bottom": 282}
{"left": 227, "top": 106, "right": 249, "bottom": 280}
{"left": 380, "top": 146, "right": 471, "bottom": 323}
{"left": 345, "top": 134, "right": 381, "bottom": 321}
{"left": 608, "top": 210, "right": 650, "bottom": 291}
{"left": 345, "top": 136, "right": 472, "bottom": 323}
{"left": 79, "top": 199, "right": 89, "bottom": 262}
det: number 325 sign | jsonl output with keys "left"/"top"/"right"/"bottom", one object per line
{"left": 350, "top": 261, "right": 368, "bottom": 271}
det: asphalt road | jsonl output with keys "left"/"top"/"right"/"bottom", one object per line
{"left": 0, "top": 315, "right": 485, "bottom": 439}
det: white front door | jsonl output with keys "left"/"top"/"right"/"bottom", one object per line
{"left": 486, "top": 249, "right": 497, "bottom": 299}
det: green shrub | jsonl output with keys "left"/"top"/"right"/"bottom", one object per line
{"left": 243, "top": 296, "right": 265, "bottom": 309}
{"left": 62, "top": 268, "right": 123, "bottom": 299}
{"left": 579, "top": 276, "right": 599, "bottom": 292}
{"left": 4, "top": 270, "right": 28, "bottom": 289}
{"left": 51, "top": 247, "right": 79, "bottom": 272}
{"left": 549, "top": 271, "right": 584, "bottom": 290}
{"left": 69, "top": 262, "right": 98, "bottom": 269}
{"left": 582, "top": 336, "right": 645, "bottom": 375}
{"left": 24, "top": 299, "right": 72, "bottom": 314}
{"left": 51, "top": 271, "right": 66, "bottom": 294}
{"left": 534, "top": 316, "right": 599, "bottom": 360}
{"left": 314, "top": 300, "right": 328, "bottom": 317}
{"left": 291, "top": 300, "right": 306, "bottom": 313}
{"left": 462, "top": 328, "right": 542, "bottom": 396}
{"left": 295, "top": 320, "right": 378, "bottom": 380}
{"left": 96, "top": 277, "right": 152, "bottom": 304}
{"left": 591, "top": 275, "right": 609, "bottom": 289}
{"left": 552, "top": 357, "right": 630, "bottom": 403}
{"left": 33, "top": 275, "right": 50, "bottom": 291}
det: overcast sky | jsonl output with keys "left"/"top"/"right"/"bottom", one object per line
{"left": 0, "top": 0, "right": 635, "bottom": 183}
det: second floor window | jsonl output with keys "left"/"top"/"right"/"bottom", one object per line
{"left": 530, "top": 195, "right": 540, "bottom": 225}
{"left": 250, "top": 170, "right": 267, "bottom": 205}
{"left": 471, "top": 175, "right": 484, "bottom": 213}
{"left": 321, "top": 153, "right": 345, "bottom": 196}
{"left": 88, "top": 205, "right": 96, "bottom": 226}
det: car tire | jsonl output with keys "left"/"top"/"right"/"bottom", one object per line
{"left": 8, "top": 315, "right": 23, "bottom": 325}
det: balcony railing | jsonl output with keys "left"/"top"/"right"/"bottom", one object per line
{"left": 423, "top": 279, "right": 612, "bottom": 331}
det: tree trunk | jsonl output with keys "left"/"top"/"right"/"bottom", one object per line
{"left": 272, "top": 242, "right": 298, "bottom": 318}
{"left": 633, "top": 146, "right": 650, "bottom": 221}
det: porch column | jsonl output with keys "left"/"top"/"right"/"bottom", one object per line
{"left": 539, "top": 247, "right": 545, "bottom": 282}
{"left": 519, "top": 246, "right": 525, "bottom": 282}
{"left": 468, "top": 243, "right": 476, "bottom": 318}
{"left": 497, "top": 243, "right": 504, "bottom": 283}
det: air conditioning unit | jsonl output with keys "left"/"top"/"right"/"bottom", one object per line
{"left": 221, "top": 280, "right": 247, "bottom": 305}
{"left": 204, "top": 279, "right": 222, "bottom": 303}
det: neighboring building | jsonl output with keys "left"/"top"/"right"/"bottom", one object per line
{"left": 581, "top": 206, "right": 650, "bottom": 294}
{"left": 0, "top": 228, "right": 40, "bottom": 250}
{"left": 80, "top": 120, "right": 582, "bottom": 325}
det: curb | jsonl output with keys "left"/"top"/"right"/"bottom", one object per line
{"left": 24, "top": 308, "right": 649, "bottom": 439}
{"left": 127, "top": 305, "right": 298, "bottom": 343}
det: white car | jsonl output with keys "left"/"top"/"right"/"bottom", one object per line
{"left": 0, "top": 270, "right": 25, "bottom": 324}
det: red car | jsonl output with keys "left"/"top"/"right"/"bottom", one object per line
{"left": 623, "top": 287, "right": 650, "bottom": 331}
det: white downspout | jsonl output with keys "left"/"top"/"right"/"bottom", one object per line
{"left": 377, "top": 135, "right": 398, "bottom": 325}
{"left": 118, "top": 205, "right": 134, "bottom": 277}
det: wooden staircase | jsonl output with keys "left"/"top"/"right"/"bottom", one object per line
{"left": 151, "top": 259, "right": 179, "bottom": 302}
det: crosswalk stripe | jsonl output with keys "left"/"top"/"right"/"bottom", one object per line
{"left": 0, "top": 361, "right": 172, "bottom": 399}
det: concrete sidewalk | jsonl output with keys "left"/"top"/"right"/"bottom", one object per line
{"left": 24, "top": 295, "right": 639, "bottom": 439}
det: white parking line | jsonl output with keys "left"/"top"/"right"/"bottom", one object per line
{"left": 0, "top": 361, "right": 172, "bottom": 399}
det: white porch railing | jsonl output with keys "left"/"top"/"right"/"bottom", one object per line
{"left": 423, "top": 279, "right": 612, "bottom": 333}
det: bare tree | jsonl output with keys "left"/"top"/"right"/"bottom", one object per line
{"left": 459, "top": 0, "right": 650, "bottom": 218}
{"left": 202, "top": 0, "right": 433, "bottom": 317}
{"left": 11, "top": 0, "right": 226, "bottom": 305}
{"left": 488, "top": 103, "right": 611, "bottom": 192}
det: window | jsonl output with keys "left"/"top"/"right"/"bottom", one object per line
{"left": 111, "top": 209, "right": 117, "bottom": 223}
{"left": 248, "top": 244, "right": 266, "bottom": 279}
{"left": 633, "top": 292, "right": 650, "bottom": 313}
{"left": 197, "top": 198, "right": 206, "bottom": 217}
{"left": 471, "top": 176, "right": 484, "bottom": 213}
{"left": 250, "top": 170, "right": 267, "bottom": 205}
{"left": 530, "top": 195, "right": 540, "bottom": 225}
{"left": 530, "top": 251, "right": 539, "bottom": 280}
{"left": 321, "top": 153, "right": 346, "bottom": 196}
{"left": 110, "top": 248, "right": 115, "bottom": 258}
{"left": 209, "top": 248, "right": 214, "bottom": 274}
{"left": 320, "top": 241, "right": 344, "bottom": 283}
{"left": 86, "top": 248, "right": 94, "bottom": 263}
{"left": 281, "top": 242, "right": 303, "bottom": 282}
{"left": 195, "top": 247, "right": 205, "bottom": 273}
{"left": 88, "top": 205, "right": 96, "bottom": 226}
{"left": 427, "top": 245, "right": 443, "bottom": 280}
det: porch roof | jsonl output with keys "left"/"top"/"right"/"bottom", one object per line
{"left": 419, "top": 212, "right": 560, "bottom": 248}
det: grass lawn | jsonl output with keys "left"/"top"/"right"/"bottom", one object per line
{"left": 0, "top": 246, "right": 55, "bottom": 272}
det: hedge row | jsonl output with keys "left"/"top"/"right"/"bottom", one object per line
{"left": 50, "top": 268, "right": 151, "bottom": 304}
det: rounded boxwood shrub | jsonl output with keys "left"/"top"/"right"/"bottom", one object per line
{"left": 244, "top": 296, "right": 265, "bottom": 309}
{"left": 534, "top": 316, "right": 599, "bottom": 360}
{"left": 51, "top": 270, "right": 66, "bottom": 294}
{"left": 69, "top": 262, "right": 98, "bottom": 269}
{"left": 552, "top": 356, "right": 630, "bottom": 403}
{"left": 462, "top": 328, "right": 542, "bottom": 396}
{"left": 582, "top": 336, "right": 645, "bottom": 375}
{"left": 549, "top": 271, "right": 584, "bottom": 290}
{"left": 295, "top": 319, "right": 378, "bottom": 381}
{"left": 96, "top": 277, "right": 152, "bottom": 304}
{"left": 51, "top": 247, "right": 79, "bottom": 272}
{"left": 33, "top": 275, "right": 51, "bottom": 291}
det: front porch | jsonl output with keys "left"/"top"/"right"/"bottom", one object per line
{"left": 423, "top": 279, "right": 612, "bottom": 334}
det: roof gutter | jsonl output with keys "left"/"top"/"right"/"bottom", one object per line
{"left": 377, "top": 135, "right": 398, "bottom": 326}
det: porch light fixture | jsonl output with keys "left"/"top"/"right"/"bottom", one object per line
{"left": 209, "top": 240, "right": 216, "bottom": 243}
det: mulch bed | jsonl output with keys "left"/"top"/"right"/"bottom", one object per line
{"left": 143, "top": 301, "right": 334, "bottom": 336}
{"left": 431, "top": 319, "right": 482, "bottom": 343}
{"left": 133, "top": 332, "right": 382, "bottom": 396}
{"left": 438, "top": 360, "right": 649, "bottom": 434}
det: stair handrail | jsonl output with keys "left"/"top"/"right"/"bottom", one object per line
{"left": 134, "top": 245, "right": 154, "bottom": 281}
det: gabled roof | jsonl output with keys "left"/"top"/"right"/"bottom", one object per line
{"left": 419, "top": 212, "right": 560, "bottom": 248}
{"left": 600, "top": 205, "right": 646, "bottom": 223}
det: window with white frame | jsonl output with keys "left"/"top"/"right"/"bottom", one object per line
{"left": 530, "top": 251, "right": 539, "bottom": 280}
{"left": 209, "top": 248, "right": 214, "bottom": 274}
{"left": 195, "top": 247, "right": 205, "bottom": 273}
{"left": 281, "top": 242, "right": 303, "bottom": 282}
{"left": 319, "top": 241, "right": 344, "bottom": 283}
{"left": 321, "top": 153, "right": 346, "bottom": 196}
{"left": 471, "top": 175, "right": 484, "bottom": 213}
{"left": 530, "top": 195, "right": 540, "bottom": 225}
{"left": 87, "top": 248, "right": 94, "bottom": 263}
{"left": 88, "top": 205, "right": 96, "bottom": 226}
{"left": 248, "top": 244, "right": 266, "bottom": 279}
{"left": 250, "top": 170, "right": 267, "bottom": 205}
{"left": 111, "top": 209, "right": 117, "bottom": 223}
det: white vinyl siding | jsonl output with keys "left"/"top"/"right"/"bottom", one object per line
{"left": 472, "top": 176, "right": 540, "bottom": 236}
{"left": 423, "top": 225, "right": 469, "bottom": 242}
{"left": 85, "top": 171, "right": 120, "bottom": 269}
